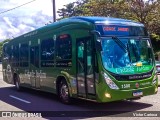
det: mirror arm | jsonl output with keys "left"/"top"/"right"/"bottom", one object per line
{"left": 90, "top": 30, "right": 101, "bottom": 37}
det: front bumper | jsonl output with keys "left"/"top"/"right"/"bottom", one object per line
{"left": 96, "top": 85, "right": 158, "bottom": 103}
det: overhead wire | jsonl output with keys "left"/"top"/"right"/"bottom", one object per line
{"left": 0, "top": 0, "right": 36, "bottom": 15}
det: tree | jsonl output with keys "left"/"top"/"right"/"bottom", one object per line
{"left": 57, "top": 2, "right": 75, "bottom": 18}
{"left": 125, "top": 0, "right": 160, "bottom": 34}
{"left": 57, "top": 0, "right": 89, "bottom": 18}
{"left": 0, "top": 39, "right": 10, "bottom": 61}
{"left": 78, "top": 0, "right": 128, "bottom": 17}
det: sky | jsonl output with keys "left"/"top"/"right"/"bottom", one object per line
{"left": 0, "top": 0, "right": 76, "bottom": 41}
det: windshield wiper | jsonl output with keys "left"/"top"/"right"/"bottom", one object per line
{"left": 112, "top": 36, "right": 127, "bottom": 53}
{"left": 112, "top": 36, "right": 133, "bottom": 65}
{"left": 126, "top": 42, "right": 132, "bottom": 63}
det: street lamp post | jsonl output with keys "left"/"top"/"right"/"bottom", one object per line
{"left": 53, "top": 0, "right": 56, "bottom": 22}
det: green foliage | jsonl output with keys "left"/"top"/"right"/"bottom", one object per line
{"left": 151, "top": 34, "right": 160, "bottom": 41}
{"left": 150, "top": 34, "right": 160, "bottom": 54}
{"left": 0, "top": 39, "right": 10, "bottom": 61}
{"left": 57, "top": 0, "right": 89, "bottom": 18}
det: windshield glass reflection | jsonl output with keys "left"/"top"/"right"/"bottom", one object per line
{"left": 101, "top": 37, "right": 153, "bottom": 74}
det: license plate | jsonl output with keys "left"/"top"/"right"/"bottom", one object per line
{"left": 133, "top": 91, "right": 143, "bottom": 97}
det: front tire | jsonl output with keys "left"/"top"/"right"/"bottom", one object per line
{"left": 58, "top": 80, "right": 71, "bottom": 104}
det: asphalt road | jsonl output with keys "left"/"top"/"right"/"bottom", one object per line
{"left": 0, "top": 64, "right": 160, "bottom": 120}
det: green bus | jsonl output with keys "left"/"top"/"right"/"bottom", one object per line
{"left": 2, "top": 16, "right": 158, "bottom": 104}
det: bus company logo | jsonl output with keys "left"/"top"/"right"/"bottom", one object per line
{"left": 24, "top": 31, "right": 37, "bottom": 38}
{"left": 135, "top": 83, "right": 139, "bottom": 88}
{"left": 2, "top": 112, "right": 12, "bottom": 117}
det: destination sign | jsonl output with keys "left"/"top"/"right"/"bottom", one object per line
{"left": 102, "top": 26, "right": 129, "bottom": 36}
{"left": 96, "top": 25, "right": 148, "bottom": 36}
{"left": 103, "top": 26, "right": 129, "bottom": 32}
{"left": 59, "top": 34, "right": 69, "bottom": 39}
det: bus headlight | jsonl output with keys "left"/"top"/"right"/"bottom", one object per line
{"left": 105, "top": 93, "right": 111, "bottom": 98}
{"left": 103, "top": 72, "right": 119, "bottom": 90}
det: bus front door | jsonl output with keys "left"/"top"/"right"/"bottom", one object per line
{"left": 76, "top": 37, "right": 96, "bottom": 99}
{"left": 30, "top": 45, "right": 40, "bottom": 89}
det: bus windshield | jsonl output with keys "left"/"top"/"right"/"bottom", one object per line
{"left": 101, "top": 37, "right": 154, "bottom": 75}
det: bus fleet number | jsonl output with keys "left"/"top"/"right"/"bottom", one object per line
{"left": 121, "top": 84, "right": 130, "bottom": 89}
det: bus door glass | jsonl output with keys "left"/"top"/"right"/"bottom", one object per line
{"left": 30, "top": 42, "right": 40, "bottom": 88}
{"left": 76, "top": 37, "right": 96, "bottom": 97}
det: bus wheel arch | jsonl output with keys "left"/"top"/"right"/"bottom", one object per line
{"left": 56, "top": 76, "right": 72, "bottom": 104}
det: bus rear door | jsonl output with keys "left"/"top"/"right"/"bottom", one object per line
{"left": 29, "top": 40, "right": 40, "bottom": 89}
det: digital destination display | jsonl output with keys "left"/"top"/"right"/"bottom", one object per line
{"left": 103, "top": 26, "right": 129, "bottom": 32}
{"left": 96, "top": 25, "right": 148, "bottom": 36}
{"left": 102, "top": 26, "right": 129, "bottom": 36}
{"left": 59, "top": 34, "right": 69, "bottom": 39}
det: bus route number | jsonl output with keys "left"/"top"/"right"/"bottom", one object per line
{"left": 121, "top": 84, "right": 130, "bottom": 89}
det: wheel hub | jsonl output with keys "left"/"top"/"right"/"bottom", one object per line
{"left": 60, "top": 84, "right": 69, "bottom": 100}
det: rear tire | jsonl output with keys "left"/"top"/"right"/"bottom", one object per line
{"left": 58, "top": 80, "right": 71, "bottom": 104}
{"left": 14, "top": 75, "right": 22, "bottom": 91}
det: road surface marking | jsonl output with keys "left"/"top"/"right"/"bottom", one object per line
{"left": 9, "top": 95, "right": 31, "bottom": 103}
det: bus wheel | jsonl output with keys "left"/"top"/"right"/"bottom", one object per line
{"left": 14, "top": 75, "right": 21, "bottom": 91}
{"left": 59, "top": 80, "right": 71, "bottom": 104}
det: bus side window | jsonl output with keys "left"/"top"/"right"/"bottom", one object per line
{"left": 41, "top": 39, "right": 54, "bottom": 61}
{"left": 56, "top": 34, "right": 72, "bottom": 60}
{"left": 3, "top": 46, "right": 8, "bottom": 60}
{"left": 12, "top": 45, "right": 19, "bottom": 67}
{"left": 20, "top": 44, "right": 29, "bottom": 67}
{"left": 5, "top": 46, "right": 11, "bottom": 62}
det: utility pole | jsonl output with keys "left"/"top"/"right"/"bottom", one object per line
{"left": 53, "top": 0, "right": 56, "bottom": 22}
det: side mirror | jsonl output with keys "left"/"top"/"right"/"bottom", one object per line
{"left": 96, "top": 38, "right": 102, "bottom": 51}
{"left": 90, "top": 30, "right": 102, "bottom": 51}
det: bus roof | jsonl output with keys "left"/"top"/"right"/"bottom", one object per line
{"left": 29, "top": 16, "right": 145, "bottom": 34}
{"left": 10, "top": 16, "right": 144, "bottom": 42}
{"left": 70, "top": 16, "right": 144, "bottom": 26}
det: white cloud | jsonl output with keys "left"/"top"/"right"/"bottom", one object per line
{"left": 0, "top": 0, "right": 77, "bottom": 41}
{"left": 3, "top": 17, "right": 20, "bottom": 33}
{"left": 3, "top": 17, "right": 13, "bottom": 28}
{"left": 0, "top": 29, "right": 7, "bottom": 40}
{"left": 18, "top": 24, "right": 28, "bottom": 30}
{"left": 18, "top": 24, "right": 35, "bottom": 32}
{"left": 8, "top": 28, "right": 19, "bottom": 34}
{"left": 56, "top": 0, "right": 76, "bottom": 10}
